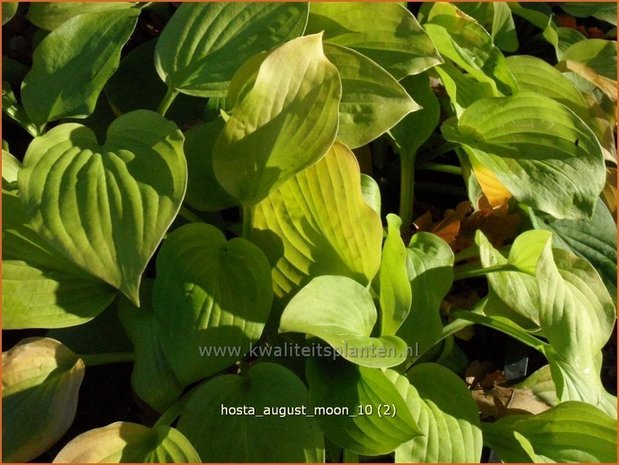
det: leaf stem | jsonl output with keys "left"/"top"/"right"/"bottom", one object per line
{"left": 453, "top": 263, "right": 518, "bottom": 281}
{"left": 417, "top": 162, "right": 462, "bottom": 176}
{"left": 342, "top": 449, "right": 359, "bottom": 463}
{"left": 178, "top": 205, "right": 203, "bottom": 224}
{"left": 154, "top": 384, "right": 202, "bottom": 429}
{"left": 242, "top": 203, "right": 253, "bottom": 238}
{"left": 80, "top": 352, "right": 134, "bottom": 367}
{"left": 453, "top": 244, "right": 480, "bottom": 262}
{"left": 417, "top": 141, "right": 457, "bottom": 164}
{"left": 157, "top": 88, "right": 179, "bottom": 116}
{"left": 399, "top": 153, "right": 416, "bottom": 229}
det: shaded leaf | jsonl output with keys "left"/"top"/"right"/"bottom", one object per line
{"left": 27, "top": 2, "right": 137, "bottom": 30}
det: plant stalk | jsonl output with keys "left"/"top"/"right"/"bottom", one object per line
{"left": 80, "top": 352, "right": 134, "bottom": 367}
{"left": 453, "top": 263, "right": 518, "bottom": 281}
{"left": 178, "top": 206, "right": 203, "bottom": 224}
{"left": 157, "top": 88, "right": 179, "bottom": 116}
{"left": 399, "top": 153, "right": 416, "bottom": 229}
{"left": 417, "top": 162, "right": 462, "bottom": 176}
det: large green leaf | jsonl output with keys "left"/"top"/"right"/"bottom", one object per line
{"left": 18, "top": 110, "right": 186, "bottom": 305}
{"left": 153, "top": 223, "right": 272, "bottom": 386}
{"left": 306, "top": 2, "right": 441, "bottom": 79}
{"left": 423, "top": 2, "right": 517, "bottom": 95}
{"left": 483, "top": 401, "right": 617, "bottom": 463}
{"left": 3, "top": 190, "right": 116, "bottom": 329}
{"left": 536, "top": 244, "right": 617, "bottom": 417}
{"left": 323, "top": 43, "right": 419, "bottom": 149}
{"left": 377, "top": 215, "right": 412, "bottom": 337}
{"left": 249, "top": 142, "right": 383, "bottom": 302}
{"left": 434, "top": 62, "right": 496, "bottom": 116}
{"left": 280, "top": 275, "right": 408, "bottom": 368}
{"left": 21, "top": 9, "right": 139, "bottom": 125}
{"left": 177, "top": 363, "right": 324, "bottom": 462}
{"left": 528, "top": 200, "right": 617, "bottom": 300}
{"left": 306, "top": 357, "right": 419, "bottom": 456}
{"left": 53, "top": 422, "right": 200, "bottom": 463}
{"left": 155, "top": 2, "right": 308, "bottom": 97}
{"left": 26, "top": 2, "right": 137, "bottom": 30}
{"left": 212, "top": 33, "right": 341, "bottom": 204}
{"left": 559, "top": 39, "right": 617, "bottom": 99}
{"left": 183, "top": 118, "right": 237, "bottom": 212}
{"left": 3, "top": 338, "right": 84, "bottom": 462}
{"left": 559, "top": 2, "right": 617, "bottom": 25}
{"left": 118, "top": 281, "right": 183, "bottom": 413}
{"left": 397, "top": 233, "right": 454, "bottom": 358}
{"left": 385, "top": 364, "right": 483, "bottom": 462}
{"left": 458, "top": 2, "right": 519, "bottom": 52}
{"left": 443, "top": 93, "right": 605, "bottom": 220}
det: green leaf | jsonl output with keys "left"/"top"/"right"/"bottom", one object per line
{"left": 3, "top": 190, "right": 116, "bottom": 329}
{"left": 2, "top": 148, "right": 21, "bottom": 187}
{"left": 280, "top": 275, "right": 408, "bottom": 368}
{"left": 385, "top": 364, "right": 483, "bottom": 462}
{"left": 2, "top": 2, "right": 17, "bottom": 25}
{"left": 153, "top": 223, "right": 273, "bottom": 386}
{"left": 306, "top": 2, "right": 441, "bottom": 79}
{"left": 516, "top": 365, "right": 559, "bottom": 408}
{"left": 118, "top": 280, "right": 183, "bottom": 413}
{"left": 3, "top": 80, "right": 42, "bottom": 137}
{"left": 377, "top": 214, "right": 412, "bottom": 336}
{"left": 26, "top": 2, "right": 137, "bottom": 30}
{"left": 443, "top": 93, "right": 605, "bottom": 220}
{"left": 212, "top": 33, "right": 341, "bottom": 204}
{"left": 423, "top": 2, "right": 517, "bottom": 95}
{"left": 306, "top": 357, "right": 419, "bottom": 456}
{"left": 483, "top": 401, "right": 617, "bottom": 463}
{"left": 3, "top": 338, "right": 84, "bottom": 462}
{"left": 155, "top": 2, "right": 308, "bottom": 97}
{"left": 177, "top": 362, "right": 324, "bottom": 462}
{"left": 53, "top": 422, "right": 200, "bottom": 463}
{"left": 537, "top": 244, "right": 617, "bottom": 417}
{"left": 389, "top": 73, "right": 441, "bottom": 159}
{"left": 434, "top": 62, "right": 496, "bottom": 116}
{"left": 249, "top": 142, "right": 383, "bottom": 302}
{"left": 528, "top": 200, "right": 617, "bottom": 300}
{"left": 360, "top": 173, "right": 381, "bottom": 215}
{"left": 323, "top": 43, "right": 419, "bottom": 149}
{"left": 559, "top": 2, "right": 617, "bottom": 25}
{"left": 183, "top": 118, "right": 237, "bottom": 212}
{"left": 21, "top": 9, "right": 139, "bottom": 125}
{"left": 457, "top": 2, "right": 519, "bottom": 52}
{"left": 105, "top": 40, "right": 204, "bottom": 128}
{"left": 397, "top": 232, "right": 454, "bottom": 358}
{"left": 18, "top": 110, "right": 186, "bottom": 305}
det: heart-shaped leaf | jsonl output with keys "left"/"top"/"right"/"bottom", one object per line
{"left": 250, "top": 142, "right": 383, "bottom": 302}
{"left": 155, "top": 2, "right": 308, "bottom": 97}
{"left": 443, "top": 93, "right": 605, "bottom": 220}
{"left": 53, "top": 422, "right": 200, "bottom": 463}
{"left": 177, "top": 362, "right": 324, "bottom": 462}
{"left": 3, "top": 338, "right": 85, "bottom": 462}
{"left": 385, "top": 364, "right": 483, "bottom": 462}
{"left": 306, "top": 2, "right": 441, "bottom": 79}
{"left": 153, "top": 223, "right": 273, "bottom": 386}
{"left": 21, "top": 9, "right": 139, "bottom": 125}
{"left": 306, "top": 357, "right": 419, "bottom": 456}
{"left": 26, "top": 2, "right": 137, "bottom": 30}
{"left": 280, "top": 275, "right": 409, "bottom": 368}
{"left": 18, "top": 110, "right": 187, "bottom": 305}
{"left": 323, "top": 43, "right": 419, "bottom": 149}
{"left": 212, "top": 33, "right": 341, "bottom": 204}
{"left": 483, "top": 401, "right": 617, "bottom": 463}
{"left": 3, "top": 190, "right": 116, "bottom": 329}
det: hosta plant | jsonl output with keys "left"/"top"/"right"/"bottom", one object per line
{"left": 2, "top": 2, "right": 617, "bottom": 463}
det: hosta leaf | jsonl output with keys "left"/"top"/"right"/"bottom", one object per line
{"left": 469, "top": 156, "right": 512, "bottom": 207}
{"left": 2, "top": 2, "right": 17, "bottom": 25}
{"left": 213, "top": 33, "right": 341, "bottom": 204}
{"left": 27, "top": 2, "right": 137, "bottom": 30}
{"left": 483, "top": 401, "right": 617, "bottom": 463}
{"left": 2, "top": 147, "right": 21, "bottom": 187}
{"left": 559, "top": 39, "right": 617, "bottom": 99}
{"left": 153, "top": 223, "right": 272, "bottom": 386}
{"left": 443, "top": 93, "right": 605, "bottom": 220}
{"left": 306, "top": 357, "right": 419, "bottom": 456}
{"left": 3, "top": 190, "right": 116, "bottom": 329}
{"left": 360, "top": 173, "right": 381, "bottom": 215}
{"left": 306, "top": 2, "right": 441, "bottom": 79}
{"left": 250, "top": 142, "right": 382, "bottom": 302}
{"left": 118, "top": 281, "right": 183, "bottom": 413}
{"left": 280, "top": 275, "right": 408, "bottom": 368}
{"left": 3, "top": 338, "right": 84, "bottom": 462}
{"left": 458, "top": 2, "right": 518, "bottom": 52}
{"left": 423, "top": 2, "right": 517, "bottom": 95}
{"left": 183, "top": 118, "right": 237, "bottom": 212}
{"left": 377, "top": 214, "right": 412, "bottom": 336}
{"left": 397, "top": 233, "right": 454, "bottom": 358}
{"left": 18, "top": 110, "right": 186, "bottom": 305}
{"left": 516, "top": 365, "right": 559, "bottom": 408}
{"left": 178, "top": 363, "right": 324, "bottom": 462}
{"left": 53, "top": 422, "right": 200, "bottom": 463}
{"left": 155, "top": 2, "right": 308, "bottom": 97}
{"left": 3, "top": 80, "right": 41, "bottom": 137}
{"left": 21, "top": 9, "right": 139, "bottom": 125}
{"left": 385, "top": 364, "right": 483, "bottom": 462}
{"left": 528, "top": 200, "right": 617, "bottom": 300}
{"left": 434, "top": 62, "right": 496, "bottom": 115}
{"left": 559, "top": 2, "right": 617, "bottom": 26}
{"left": 323, "top": 43, "right": 419, "bottom": 149}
